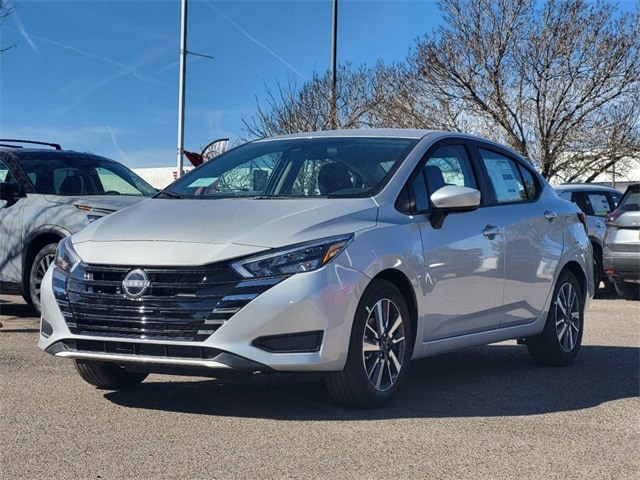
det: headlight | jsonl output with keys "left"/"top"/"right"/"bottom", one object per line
{"left": 55, "top": 236, "right": 81, "bottom": 274}
{"left": 231, "top": 234, "right": 353, "bottom": 278}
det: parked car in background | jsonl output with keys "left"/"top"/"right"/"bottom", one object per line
{"left": 554, "top": 184, "right": 621, "bottom": 294}
{"left": 0, "top": 140, "right": 156, "bottom": 313}
{"left": 603, "top": 183, "right": 640, "bottom": 300}
{"left": 39, "top": 129, "right": 593, "bottom": 408}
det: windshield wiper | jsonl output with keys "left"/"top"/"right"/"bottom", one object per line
{"left": 154, "top": 189, "right": 184, "bottom": 199}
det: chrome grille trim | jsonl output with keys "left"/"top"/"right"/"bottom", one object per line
{"left": 53, "top": 263, "right": 285, "bottom": 342}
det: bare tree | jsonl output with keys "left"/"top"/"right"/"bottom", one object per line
{"left": 0, "top": 0, "right": 16, "bottom": 54}
{"left": 241, "top": 63, "right": 389, "bottom": 140}
{"left": 409, "top": 0, "right": 640, "bottom": 180}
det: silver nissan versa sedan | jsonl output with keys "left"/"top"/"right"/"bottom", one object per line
{"left": 38, "top": 130, "right": 594, "bottom": 408}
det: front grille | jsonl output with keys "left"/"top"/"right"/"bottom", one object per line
{"left": 53, "top": 263, "right": 284, "bottom": 342}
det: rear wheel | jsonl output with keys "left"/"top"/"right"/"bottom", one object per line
{"left": 27, "top": 243, "right": 58, "bottom": 315}
{"left": 613, "top": 282, "right": 640, "bottom": 301}
{"left": 324, "top": 279, "right": 412, "bottom": 408}
{"left": 526, "top": 270, "right": 584, "bottom": 366}
{"left": 74, "top": 360, "right": 148, "bottom": 389}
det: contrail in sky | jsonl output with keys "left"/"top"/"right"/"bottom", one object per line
{"left": 204, "top": 1, "right": 308, "bottom": 80}
{"left": 10, "top": 5, "right": 41, "bottom": 58}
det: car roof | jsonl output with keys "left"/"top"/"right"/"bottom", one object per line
{"left": 253, "top": 129, "right": 440, "bottom": 142}
{"left": 553, "top": 183, "right": 621, "bottom": 193}
{"left": 250, "top": 129, "right": 532, "bottom": 157}
{"left": 0, "top": 148, "right": 115, "bottom": 162}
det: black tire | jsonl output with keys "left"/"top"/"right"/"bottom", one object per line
{"left": 526, "top": 270, "right": 584, "bottom": 366}
{"left": 74, "top": 360, "right": 148, "bottom": 389}
{"left": 324, "top": 279, "right": 413, "bottom": 408}
{"left": 592, "top": 247, "right": 603, "bottom": 296}
{"left": 28, "top": 243, "right": 58, "bottom": 315}
{"left": 591, "top": 247, "right": 612, "bottom": 296}
{"left": 613, "top": 282, "right": 640, "bottom": 301}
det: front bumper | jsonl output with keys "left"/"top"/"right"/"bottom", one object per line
{"left": 38, "top": 258, "right": 367, "bottom": 373}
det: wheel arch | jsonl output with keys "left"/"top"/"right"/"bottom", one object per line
{"left": 560, "top": 260, "right": 588, "bottom": 303}
{"left": 21, "top": 226, "right": 69, "bottom": 294}
{"left": 371, "top": 268, "right": 418, "bottom": 351}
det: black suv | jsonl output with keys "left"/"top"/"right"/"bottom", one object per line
{"left": 0, "top": 140, "right": 156, "bottom": 313}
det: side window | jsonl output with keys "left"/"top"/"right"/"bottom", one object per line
{"left": 586, "top": 193, "right": 615, "bottom": 217}
{"left": 479, "top": 148, "right": 531, "bottom": 204}
{"left": 0, "top": 159, "right": 12, "bottom": 183}
{"left": 411, "top": 144, "right": 477, "bottom": 212}
{"left": 517, "top": 163, "right": 540, "bottom": 200}
{"left": 572, "top": 192, "right": 594, "bottom": 216}
{"left": 96, "top": 167, "right": 139, "bottom": 195}
{"left": 610, "top": 192, "right": 622, "bottom": 208}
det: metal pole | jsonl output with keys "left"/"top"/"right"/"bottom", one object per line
{"left": 176, "top": 0, "right": 188, "bottom": 178}
{"left": 330, "top": 0, "right": 338, "bottom": 129}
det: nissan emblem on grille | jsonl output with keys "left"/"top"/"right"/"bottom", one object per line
{"left": 122, "top": 269, "right": 151, "bottom": 298}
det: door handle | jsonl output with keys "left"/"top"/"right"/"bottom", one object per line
{"left": 483, "top": 225, "right": 501, "bottom": 239}
{"left": 544, "top": 210, "right": 558, "bottom": 221}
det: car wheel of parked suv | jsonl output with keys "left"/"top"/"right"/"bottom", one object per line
{"left": 613, "top": 282, "right": 640, "bottom": 301}
{"left": 74, "top": 360, "right": 148, "bottom": 389}
{"left": 324, "top": 279, "right": 413, "bottom": 408}
{"left": 526, "top": 270, "right": 584, "bottom": 366}
{"left": 28, "top": 243, "right": 58, "bottom": 315}
{"left": 592, "top": 248, "right": 612, "bottom": 297}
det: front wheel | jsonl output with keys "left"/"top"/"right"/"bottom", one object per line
{"left": 526, "top": 270, "right": 584, "bottom": 366}
{"left": 324, "top": 279, "right": 413, "bottom": 408}
{"left": 28, "top": 243, "right": 58, "bottom": 315}
{"left": 74, "top": 360, "right": 148, "bottom": 389}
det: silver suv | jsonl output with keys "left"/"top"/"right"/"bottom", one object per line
{"left": 0, "top": 140, "right": 156, "bottom": 313}
{"left": 604, "top": 183, "right": 640, "bottom": 300}
{"left": 39, "top": 130, "right": 594, "bottom": 408}
{"left": 554, "top": 184, "right": 621, "bottom": 294}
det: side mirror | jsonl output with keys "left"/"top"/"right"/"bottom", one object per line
{"left": 430, "top": 185, "right": 481, "bottom": 229}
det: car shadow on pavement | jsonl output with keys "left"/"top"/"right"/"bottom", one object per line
{"left": 103, "top": 343, "right": 639, "bottom": 421}
{"left": 0, "top": 297, "right": 39, "bottom": 333}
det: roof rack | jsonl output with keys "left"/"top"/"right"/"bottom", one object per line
{"left": 0, "top": 139, "right": 62, "bottom": 150}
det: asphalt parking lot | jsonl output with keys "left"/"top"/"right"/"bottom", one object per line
{"left": 1, "top": 292, "right": 638, "bottom": 480}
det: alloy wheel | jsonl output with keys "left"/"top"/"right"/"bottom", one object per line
{"left": 554, "top": 282, "right": 580, "bottom": 352}
{"left": 362, "top": 298, "right": 406, "bottom": 392}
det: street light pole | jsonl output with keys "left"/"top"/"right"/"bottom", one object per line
{"left": 330, "top": 0, "right": 338, "bottom": 130}
{"left": 176, "top": 0, "right": 188, "bottom": 178}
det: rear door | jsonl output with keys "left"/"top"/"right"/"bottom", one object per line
{"left": 476, "top": 146, "right": 563, "bottom": 327}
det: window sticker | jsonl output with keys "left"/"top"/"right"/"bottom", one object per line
{"left": 587, "top": 194, "right": 612, "bottom": 216}
{"left": 188, "top": 177, "right": 218, "bottom": 188}
{"left": 484, "top": 158, "right": 521, "bottom": 201}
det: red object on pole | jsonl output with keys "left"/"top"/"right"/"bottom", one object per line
{"left": 184, "top": 150, "right": 204, "bottom": 167}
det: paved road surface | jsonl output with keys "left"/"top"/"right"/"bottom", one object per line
{"left": 1, "top": 293, "right": 638, "bottom": 479}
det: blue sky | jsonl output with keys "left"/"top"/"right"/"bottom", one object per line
{"left": 0, "top": 0, "right": 442, "bottom": 169}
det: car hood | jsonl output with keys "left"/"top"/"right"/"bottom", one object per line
{"left": 72, "top": 197, "right": 379, "bottom": 265}
{"left": 43, "top": 194, "right": 149, "bottom": 212}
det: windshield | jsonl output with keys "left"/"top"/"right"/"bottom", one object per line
{"left": 19, "top": 152, "right": 157, "bottom": 197}
{"left": 166, "top": 137, "right": 419, "bottom": 199}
